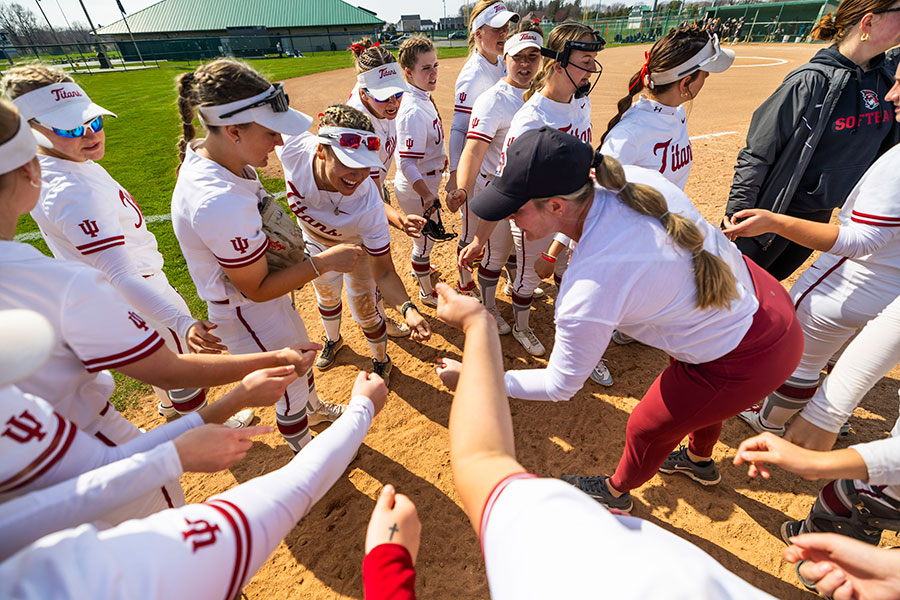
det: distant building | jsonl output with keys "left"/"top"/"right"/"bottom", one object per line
{"left": 439, "top": 16, "right": 465, "bottom": 30}
{"left": 421, "top": 19, "right": 435, "bottom": 31}
{"left": 397, "top": 14, "right": 421, "bottom": 32}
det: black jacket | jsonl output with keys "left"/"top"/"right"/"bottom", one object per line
{"left": 726, "top": 46, "right": 899, "bottom": 251}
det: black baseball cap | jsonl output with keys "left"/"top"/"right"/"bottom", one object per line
{"left": 470, "top": 127, "right": 594, "bottom": 222}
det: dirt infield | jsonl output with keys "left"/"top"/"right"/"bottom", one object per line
{"left": 125, "top": 43, "right": 900, "bottom": 598}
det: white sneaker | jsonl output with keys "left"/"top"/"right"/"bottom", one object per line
{"left": 487, "top": 305, "right": 512, "bottom": 335}
{"left": 419, "top": 289, "right": 438, "bottom": 308}
{"left": 157, "top": 401, "right": 178, "bottom": 418}
{"left": 611, "top": 330, "right": 635, "bottom": 345}
{"left": 307, "top": 401, "right": 346, "bottom": 426}
{"left": 456, "top": 282, "right": 482, "bottom": 302}
{"left": 504, "top": 281, "right": 544, "bottom": 298}
{"left": 590, "top": 359, "right": 614, "bottom": 387}
{"left": 512, "top": 326, "right": 545, "bottom": 356}
{"left": 385, "top": 317, "right": 410, "bottom": 338}
{"left": 224, "top": 408, "right": 255, "bottom": 429}
{"left": 737, "top": 405, "right": 785, "bottom": 436}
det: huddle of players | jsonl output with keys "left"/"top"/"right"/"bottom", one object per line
{"left": 3, "top": 0, "right": 900, "bottom": 596}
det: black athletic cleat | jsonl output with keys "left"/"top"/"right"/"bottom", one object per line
{"left": 560, "top": 474, "right": 633, "bottom": 512}
{"left": 658, "top": 446, "right": 721, "bottom": 485}
{"left": 372, "top": 356, "right": 393, "bottom": 384}
{"left": 315, "top": 335, "right": 344, "bottom": 370}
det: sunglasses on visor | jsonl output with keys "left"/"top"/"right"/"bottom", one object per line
{"left": 219, "top": 83, "right": 290, "bottom": 119}
{"left": 320, "top": 132, "right": 381, "bottom": 152}
{"left": 363, "top": 89, "right": 404, "bottom": 103}
{"left": 676, "top": 34, "right": 723, "bottom": 78}
{"left": 49, "top": 115, "right": 104, "bottom": 138}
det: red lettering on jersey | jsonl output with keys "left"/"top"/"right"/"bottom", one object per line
{"left": 669, "top": 141, "right": 692, "bottom": 172}
{"left": 182, "top": 518, "right": 220, "bottom": 552}
{"left": 290, "top": 204, "right": 342, "bottom": 236}
{"left": 385, "top": 135, "right": 396, "bottom": 158}
{"left": 558, "top": 124, "right": 591, "bottom": 143}
{"left": 433, "top": 118, "right": 443, "bottom": 144}
{"left": 128, "top": 311, "right": 149, "bottom": 331}
{"left": 119, "top": 189, "right": 144, "bottom": 229}
{"left": 471, "top": 117, "right": 480, "bottom": 128}
{"left": 78, "top": 219, "right": 100, "bottom": 238}
{"left": 230, "top": 237, "right": 250, "bottom": 254}
{"left": 2, "top": 410, "right": 47, "bottom": 444}
{"left": 653, "top": 138, "right": 672, "bottom": 174}
{"left": 50, "top": 87, "right": 83, "bottom": 101}
{"left": 286, "top": 181, "right": 305, "bottom": 202}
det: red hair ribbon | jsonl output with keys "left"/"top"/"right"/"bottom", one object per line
{"left": 629, "top": 50, "right": 652, "bottom": 93}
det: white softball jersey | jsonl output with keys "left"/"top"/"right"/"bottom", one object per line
{"left": 276, "top": 132, "right": 391, "bottom": 257}
{"left": 481, "top": 474, "right": 774, "bottom": 599}
{"left": 466, "top": 79, "right": 526, "bottom": 183}
{"left": 31, "top": 156, "right": 195, "bottom": 337}
{"left": 394, "top": 85, "right": 447, "bottom": 187}
{"left": 499, "top": 91, "right": 593, "bottom": 175}
{"left": 0, "top": 385, "right": 199, "bottom": 558}
{"left": 504, "top": 167, "right": 759, "bottom": 402}
{"left": 171, "top": 142, "right": 271, "bottom": 307}
{"left": 450, "top": 51, "right": 506, "bottom": 171}
{"left": 0, "top": 395, "right": 375, "bottom": 600}
{"left": 347, "top": 84, "right": 398, "bottom": 184}
{"left": 601, "top": 96, "right": 693, "bottom": 190}
{"left": 0, "top": 241, "right": 165, "bottom": 441}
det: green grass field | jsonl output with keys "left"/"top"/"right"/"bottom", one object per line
{"left": 9, "top": 47, "right": 470, "bottom": 408}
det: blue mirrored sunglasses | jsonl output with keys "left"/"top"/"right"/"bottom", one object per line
{"left": 51, "top": 115, "right": 104, "bottom": 138}
{"left": 363, "top": 89, "right": 404, "bottom": 103}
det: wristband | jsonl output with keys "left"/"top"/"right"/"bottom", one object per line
{"left": 540, "top": 252, "right": 557, "bottom": 263}
{"left": 401, "top": 301, "right": 420, "bottom": 318}
{"left": 308, "top": 255, "right": 322, "bottom": 277}
{"left": 458, "top": 189, "right": 468, "bottom": 202}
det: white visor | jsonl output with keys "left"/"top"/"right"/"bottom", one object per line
{"left": 0, "top": 113, "right": 38, "bottom": 174}
{"left": 504, "top": 31, "right": 543, "bottom": 56}
{"left": 357, "top": 65, "right": 408, "bottom": 102}
{"left": 198, "top": 85, "right": 313, "bottom": 135}
{"left": 0, "top": 309, "right": 56, "bottom": 386}
{"left": 12, "top": 82, "right": 116, "bottom": 130}
{"left": 316, "top": 126, "right": 384, "bottom": 170}
{"left": 650, "top": 34, "right": 734, "bottom": 87}
{"left": 472, "top": 2, "right": 520, "bottom": 31}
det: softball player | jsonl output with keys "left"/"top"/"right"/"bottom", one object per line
{"left": 276, "top": 104, "right": 431, "bottom": 380}
{"left": 600, "top": 27, "right": 734, "bottom": 190}
{"left": 432, "top": 284, "right": 774, "bottom": 600}
{"left": 0, "top": 100, "right": 322, "bottom": 520}
{"left": 447, "top": 0, "right": 519, "bottom": 296}
{"left": 394, "top": 36, "right": 453, "bottom": 307}
{"left": 723, "top": 72, "right": 900, "bottom": 449}
{"left": 460, "top": 21, "right": 603, "bottom": 358}
{"left": 172, "top": 60, "right": 363, "bottom": 453}
{"left": 448, "top": 25, "right": 543, "bottom": 334}
{"left": 454, "top": 128, "right": 803, "bottom": 512}
{"left": 0, "top": 371, "right": 387, "bottom": 600}
{"left": 2, "top": 66, "right": 228, "bottom": 422}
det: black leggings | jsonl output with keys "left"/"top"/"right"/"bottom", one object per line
{"left": 735, "top": 208, "right": 834, "bottom": 281}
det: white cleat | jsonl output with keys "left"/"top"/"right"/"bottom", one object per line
{"left": 487, "top": 305, "right": 512, "bottom": 335}
{"left": 385, "top": 317, "right": 410, "bottom": 338}
{"left": 737, "top": 405, "right": 785, "bottom": 436}
{"left": 224, "top": 408, "right": 255, "bottom": 429}
{"left": 512, "top": 326, "right": 545, "bottom": 356}
{"left": 504, "top": 281, "right": 544, "bottom": 298}
{"left": 419, "top": 290, "right": 438, "bottom": 308}
{"left": 307, "top": 402, "right": 346, "bottom": 426}
{"left": 589, "top": 359, "right": 614, "bottom": 387}
{"left": 157, "top": 401, "right": 178, "bottom": 418}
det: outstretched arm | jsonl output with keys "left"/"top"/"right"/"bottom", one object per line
{"left": 435, "top": 283, "right": 525, "bottom": 532}
{"left": 733, "top": 432, "right": 869, "bottom": 481}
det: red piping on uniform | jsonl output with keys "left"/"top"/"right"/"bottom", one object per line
{"left": 793, "top": 257, "right": 848, "bottom": 311}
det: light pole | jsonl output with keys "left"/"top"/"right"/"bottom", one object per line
{"left": 33, "top": 0, "right": 77, "bottom": 71}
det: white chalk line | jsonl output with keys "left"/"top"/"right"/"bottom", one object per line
{"left": 14, "top": 190, "right": 288, "bottom": 243}
{"left": 690, "top": 131, "right": 739, "bottom": 140}
{"left": 732, "top": 56, "right": 789, "bottom": 68}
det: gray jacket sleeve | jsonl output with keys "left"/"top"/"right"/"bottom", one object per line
{"left": 725, "top": 76, "right": 817, "bottom": 216}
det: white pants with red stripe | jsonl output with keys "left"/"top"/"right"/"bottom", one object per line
{"left": 208, "top": 296, "right": 318, "bottom": 450}
{"left": 0, "top": 397, "right": 373, "bottom": 600}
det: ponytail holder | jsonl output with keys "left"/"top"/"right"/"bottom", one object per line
{"left": 610, "top": 183, "right": 628, "bottom": 193}
{"left": 372, "top": 42, "right": 379, "bottom": 47}
{"left": 629, "top": 51, "right": 653, "bottom": 94}
{"left": 659, "top": 211, "right": 670, "bottom": 220}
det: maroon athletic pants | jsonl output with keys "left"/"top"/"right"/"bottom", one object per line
{"left": 608, "top": 258, "right": 804, "bottom": 493}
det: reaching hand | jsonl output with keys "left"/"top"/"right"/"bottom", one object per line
{"left": 436, "top": 357, "right": 462, "bottom": 392}
{"left": 224, "top": 365, "right": 297, "bottom": 409}
{"left": 435, "top": 282, "right": 489, "bottom": 331}
{"left": 404, "top": 308, "right": 432, "bottom": 342}
{"left": 280, "top": 342, "right": 323, "bottom": 376}
{"left": 447, "top": 188, "right": 467, "bottom": 213}
{"left": 316, "top": 243, "right": 365, "bottom": 274}
{"left": 534, "top": 255, "right": 554, "bottom": 280}
{"left": 187, "top": 320, "right": 227, "bottom": 354}
{"left": 784, "top": 533, "right": 900, "bottom": 600}
{"left": 733, "top": 432, "right": 824, "bottom": 480}
{"left": 352, "top": 371, "right": 388, "bottom": 415}
{"left": 457, "top": 240, "right": 485, "bottom": 274}
{"left": 721, "top": 209, "right": 777, "bottom": 241}
{"left": 174, "top": 424, "right": 272, "bottom": 472}
{"left": 365, "top": 484, "right": 422, "bottom": 563}
{"left": 400, "top": 213, "right": 426, "bottom": 239}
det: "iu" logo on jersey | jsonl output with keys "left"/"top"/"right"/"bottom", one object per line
{"left": 471, "top": 117, "right": 480, "bottom": 128}
{"left": 78, "top": 219, "right": 100, "bottom": 238}
{"left": 405, "top": 138, "right": 414, "bottom": 149}
{"left": 127, "top": 311, "right": 149, "bottom": 331}
{"left": 2, "top": 410, "right": 47, "bottom": 444}
{"left": 230, "top": 236, "right": 250, "bottom": 254}
{"left": 182, "top": 517, "right": 221, "bottom": 552}
{"left": 458, "top": 92, "right": 467, "bottom": 103}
